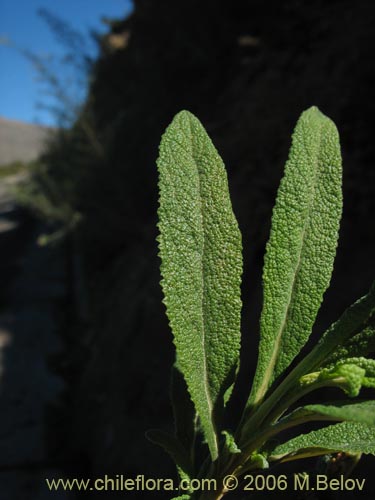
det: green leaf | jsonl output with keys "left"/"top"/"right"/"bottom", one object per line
{"left": 269, "top": 421, "right": 375, "bottom": 460}
{"left": 336, "top": 357, "right": 375, "bottom": 388}
{"left": 248, "top": 452, "right": 269, "bottom": 470}
{"left": 157, "top": 110, "right": 243, "bottom": 460}
{"left": 306, "top": 283, "right": 375, "bottom": 371}
{"left": 330, "top": 357, "right": 375, "bottom": 375}
{"left": 313, "top": 357, "right": 375, "bottom": 396}
{"left": 146, "top": 429, "right": 193, "bottom": 478}
{"left": 222, "top": 430, "right": 241, "bottom": 454}
{"left": 279, "top": 400, "right": 375, "bottom": 428}
{"left": 322, "top": 316, "right": 375, "bottom": 367}
{"left": 249, "top": 107, "right": 342, "bottom": 408}
{"left": 296, "top": 357, "right": 375, "bottom": 398}
{"left": 304, "top": 400, "right": 375, "bottom": 425}
{"left": 318, "top": 363, "right": 366, "bottom": 397}
{"left": 241, "top": 284, "right": 375, "bottom": 439}
{"left": 324, "top": 327, "right": 375, "bottom": 366}
{"left": 171, "top": 363, "right": 197, "bottom": 455}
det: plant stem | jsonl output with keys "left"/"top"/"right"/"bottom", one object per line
{"left": 238, "top": 357, "right": 347, "bottom": 447}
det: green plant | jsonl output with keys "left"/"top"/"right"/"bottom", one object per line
{"left": 149, "top": 107, "right": 375, "bottom": 499}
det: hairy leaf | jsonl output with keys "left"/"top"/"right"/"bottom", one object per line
{"left": 297, "top": 358, "right": 375, "bottom": 398}
{"left": 222, "top": 430, "right": 241, "bottom": 454}
{"left": 336, "top": 357, "right": 375, "bottom": 388}
{"left": 300, "top": 357, "right": 375, "bottom": 397}
{"left": 305, "top": 400, "right": 375, "bottom": 425}
{"left": 171, "top": 363, "right": 197, "bottom": 454}
{"left": 249, "top": 107, "right": 342, "bottom": 407}
{"left": 157, "top": 110, "right": 243, "bottom": 460}
{"left": 330, "top": 357, "right": 375, "bottom": 375}
{"left": 322, "top": 315, "right": 375, "bottom": 367}
{"left": 280, "top": 400, "right": 375, "bottom": 429}
{"left": 318, "top": 363, "right": 366, "bottom": 397}
{"left": 269, "top": 421, "right": 375, "bottom": 460}
{"left": 306, "top": 283, "right": 375, "bottom": 371}
{"left": 248, "top": 452, "right": 270, "bottom": 470}
{"left": 324, "top": 327, "right": 375, "bottom": 366}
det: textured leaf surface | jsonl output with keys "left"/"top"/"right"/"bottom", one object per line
{"left": 297, "top": 357, "right": 375, "bottom": 397}
{"left": 222, "top": 430, "right": 241, "bottom": 454}
{"left": 305, "top": 400, "right": 375, "bottom": 425}
{"left": 313, "top": 288, "right": 375, "bottom": 369}
{"left": 333, "top": 357, "right": 375, "bottom": 389}
{"left": 323, "top": 325, "right": 375, "bottom": 366}
{"left": 269, "top": 421, "right": 375, "bottom": 459}
{"left": 171, "top": 363, "right": 197, "bottom": 454}
{"left": 249, "top": 107, "right": 342, "bottom": 407}
{"left": 249, "top": 453, "right": 270, "bottom": 470}
{"left": 329, "top": 357, "right": 375, "bottom": 376}
{"left": 281, "top": 400, "right": 375, "bottom": 428}
{"left": 317, "top": 363, "right": 366, "bottom": 397}
{"left": 157, "top": 110, "right": 242, "bottom": 460}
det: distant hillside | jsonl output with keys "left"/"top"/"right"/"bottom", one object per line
{"left": 0, "top": 117, "right": 52, "bottom": 166}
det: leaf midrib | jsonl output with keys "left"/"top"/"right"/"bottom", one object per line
{"left": 256, "top": 121, "right": 324, "bottom": 403}
{"left": 186, "top": 118, "right": 216, "bottom": 448}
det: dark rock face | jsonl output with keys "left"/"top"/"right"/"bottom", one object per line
{"left": 59, "top": 1, "right": 375, "bottom": 495}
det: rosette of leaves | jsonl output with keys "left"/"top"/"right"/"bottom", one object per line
{"left": 148, "top": 107, "right": 375, "bottom": 500}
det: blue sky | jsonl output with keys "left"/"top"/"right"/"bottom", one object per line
{"left": 0, "top": 0, "right": 133, "bottom": 126}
